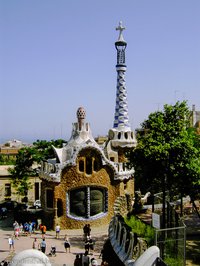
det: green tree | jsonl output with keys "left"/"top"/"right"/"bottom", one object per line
{"left": 130, "top": 101, "right": 200, "bottom": 225}
{"left": 9, "top": 139, "right": 66, "bottom": 199}
{"left": 9, "top": 147, "right": 36, "bottom": 199}
{"left": 32, "top": 139, "right": 66, "bottom": 162}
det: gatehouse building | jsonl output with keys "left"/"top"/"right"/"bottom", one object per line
{"left": 39, "top": 22, "right": 137, "bottom": 229}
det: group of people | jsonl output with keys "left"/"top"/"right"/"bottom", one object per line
{"left": 74, "top": 251, "right": 98, "bottom": 266}
{"left": 8, "top": 221, "right": 108, "bottom": 265}
{"left": 13, "top": 220, "right": 37, "bottom": 238}
{"left": 32, "top": 237, "right": 47, "bottom": 253}
{"left": 83, "top": 224, "right": 95, "bottom": 254}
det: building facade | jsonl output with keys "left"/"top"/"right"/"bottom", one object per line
{"left": 39, "top": 22, "right": 137, "bottom": 229}
{"left": 0, "top": 165, "right": 41, "bottom": 204}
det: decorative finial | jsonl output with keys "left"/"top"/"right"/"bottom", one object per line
{"left": 116, "top": 21, "right": 126, "bottom": 42}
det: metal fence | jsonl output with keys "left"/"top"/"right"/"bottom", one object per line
{"left": 152, "top": 193, "right": 186, "bottom": 266}
{"left": 155, "top": 225, "right": 186, "bottom": 266}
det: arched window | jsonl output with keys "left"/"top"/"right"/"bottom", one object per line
{"left": 93, "top": 159, "right": 98, "bottom": 171}
{"left": 68, "top": 186, "right": 108, "bottom": 219}
{"left": 86, "top": 158, "right": 92, "bottom": 175}
{"left": 79, "top": 159, "right": 84, "bottom": 172}
{"left": 78, "top": 148, "right": 102, "bottom": 175}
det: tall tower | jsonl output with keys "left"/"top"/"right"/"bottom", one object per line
{"left": 108, "top": 21, "right": 137, "bottom": 150}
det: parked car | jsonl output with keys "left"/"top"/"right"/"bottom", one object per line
{"left": 33, "top": 200, "right": 41, "bottom": 209}
{"left": 0, "top": 200, "right": 18, "bottom": 210}
{"left": 14, "top": 203, "right": 28, "bottom": 211}
{"left": 0, "top": 206, "right": 7, "bottom": 219}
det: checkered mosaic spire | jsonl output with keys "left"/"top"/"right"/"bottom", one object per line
{"left": 113, "top": 22, "right": 131, "bottom": 130}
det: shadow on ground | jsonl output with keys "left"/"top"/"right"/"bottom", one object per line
{"left": 186, "top": 232, "right": 200, "bottom": 266}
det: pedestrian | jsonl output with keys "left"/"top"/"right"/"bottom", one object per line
{"left": 19, "top": 223, "right": 23, "bottom": 236}
{"left": 24, "top": 222, "right": 29, "bottom": 236}
{"left": 41, "top": 224, "right": 46, "bottom": 238}
{"left": 82, "top": 251, "right": 90, "bottom": 266}
{"left": 55, "top": 224, "right": 60, "bottom": 239}
{"left": 83, "top": 224, "right": 91, "bottom": 240}
{"left": 8, "top": 236, "right": 14, "bottom": 251}
{"left": 40, "top": 238, "right": 46, "bottom": 253}
{"left": 13, "top": 221, "right": 18, "bottom": 231}
{"left": 29, "top": 221, "right": 33, "bottom": 236}
{"left": 14, "top": 226, "right": 19, "bottom": 239}
{"left": 31, "top": 221, "right": 36, "bottom": 233}
{"left": 89, "top": 237, "right": 94, "bottom": 252}
{"left": 64, "top": 235, "right": 71, "bottom": 253}
{"left": 74, "top": 254, "right": 81, "bottom": 266}
{"left": 84, "top": 236, "right": 90, "bottom": 253}
{"left": 87, "top": 224, "right": 91, "bottom": 237}
{"left": 83, "top": 224, "right": 88, "bottom": 241}
{"left": 32, "top": 237, "right": 39, "bottom": 249}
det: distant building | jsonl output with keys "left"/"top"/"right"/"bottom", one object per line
{"left": 39, "top": 22, "right": 137, "bottom": 229}
{"left": 0, "top": 140, "right": 41, "bottom": 204}
{"left": 0, "top": 165, "right": 41, "bottom": 203}
{"left": 190, "top": 104, "right": 200, "bottom": 134}
{"left": 0, "top": 139, "right": 31, "bottom": 162}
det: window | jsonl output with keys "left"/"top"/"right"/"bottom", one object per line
{"left": 79, "top": 159, "right": 84, "bottom": 172}
{"left": 5, "top": 183, "right": 11, "bottom": 197}
{"left": 46, "top": 189, "right": 53, "bottom": 208}
{"left": 86, "top": 158, "right": 92, "bottom": 175}
{"left": 78, "top": 149, "right": 102, "bottom": 175}
{"left": 68, "top": 186, "right": 108, "bottom": 219}
{"left": 35, "top": 182, "right": 40, "bottom": 200}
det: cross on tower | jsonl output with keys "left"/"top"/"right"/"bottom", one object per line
{"left": 116, "top": 21, "right": 125, "bottom": 42}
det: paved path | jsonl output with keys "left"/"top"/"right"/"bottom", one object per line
{"left": 0, "top": 221, "right": 108, "bottom": 266}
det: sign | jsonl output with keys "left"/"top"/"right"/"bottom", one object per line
{"left": 152, "top": 213, "right": 160, "bottom": 229}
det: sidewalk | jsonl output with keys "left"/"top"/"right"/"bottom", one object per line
{"left": 0, "top": 225, "right": 109, "bottom": 266}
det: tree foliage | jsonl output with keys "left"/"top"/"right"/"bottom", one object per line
{"left": 130, "top": 101, "right": 200, "bottom": 199}
{"left": 9, "top": 139, "right": 66, "bottom": 198}
{"left": 9, "top": 147, "right": 36, "bottom": 197}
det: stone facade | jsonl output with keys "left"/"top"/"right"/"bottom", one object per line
{"left": 40, "top": 142, "right": 135, "bottom": 229}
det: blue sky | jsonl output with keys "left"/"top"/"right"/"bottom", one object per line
{"left": 0, "top": 0, "right": 200, "bottom": 143}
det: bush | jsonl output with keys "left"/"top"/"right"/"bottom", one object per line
{"left": 124, "top": 215, "right": 155, "bottom": 246}
{"left": 164, "top": 257, "right": 183, "bottom": 266}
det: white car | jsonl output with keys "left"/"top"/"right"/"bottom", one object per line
{"left": 33, "top": 200, "right": 41, "bottom": 209}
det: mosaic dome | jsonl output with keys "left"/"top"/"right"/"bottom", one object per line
{"left": 77, "top": 107, "right": 86, "bottom": 120}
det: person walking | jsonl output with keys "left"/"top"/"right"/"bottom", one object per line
{"left": 84, "top": 236, "right": 90, "bottom": 253}
{"left": 19, "top": 223, "right": 23, "bottom": 236}
{"left": 40, "top": 238, "right": 46, "bottom": 253}
{"left": 40, "top": 224, "right": 46, "bottom": 238}
{"left": 8, "top": 236, "right": 14, "bottom": 251}
{"left": 32, "top": 237, "right": 39, "bottom": 249}
{"left": 73, "top": 254, "right": 81, "bottom": 266}
{"left": 55, "top": 224, "right": 60, "bottom": 239}
{"left": 64, "top": 235, "right": 71, "bottom": 253}
{"left": 28, "top": 222, "right": 33, "bottom": 236}
{"left": 82, "top": 251, "right": 90, "bottom": 266}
